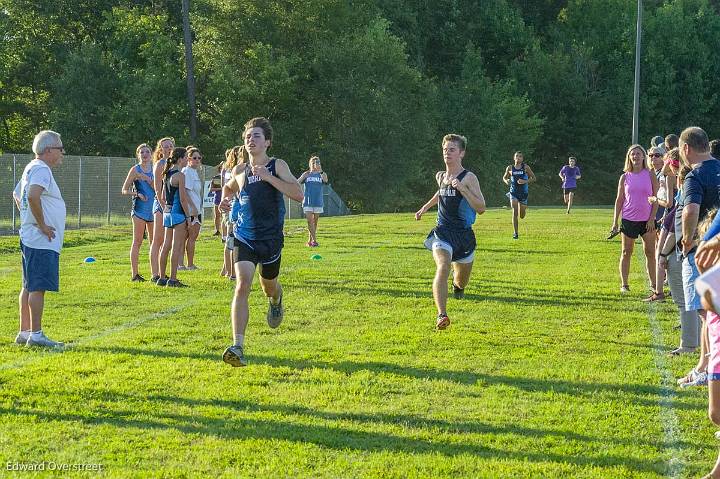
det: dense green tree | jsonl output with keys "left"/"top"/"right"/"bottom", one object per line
{"left": 4, "top": 0, "right": 720, "bottom": 209}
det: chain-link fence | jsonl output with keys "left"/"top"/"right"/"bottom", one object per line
{"left": 1, "top": 154, "right": 349, "bottom": 235}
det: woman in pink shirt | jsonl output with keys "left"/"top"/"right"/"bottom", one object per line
{"left": 610, "top": 145, "right": 659, "bottom": 293}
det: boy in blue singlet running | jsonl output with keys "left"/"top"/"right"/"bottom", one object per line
{"left": 503, "top": 151, "right": 536, "bottom": 239}
{"left": 219, "top": 117, "right": 304, "bottom": 367}
{"left": 415, "top": 134, "right": 487, "bottom": 330}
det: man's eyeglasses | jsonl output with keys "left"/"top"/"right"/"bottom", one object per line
{"left": 48, "top": 146, "right": 65, "bottom": 153}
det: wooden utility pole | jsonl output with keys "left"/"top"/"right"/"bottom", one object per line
{"left": 632, "top": 0, "right": 642, "bottom": 144}
{"left": 182, "top": 0, "right": 198, "bottom": 141}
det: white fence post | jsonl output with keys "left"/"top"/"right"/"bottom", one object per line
{"left": 78, "top": 157, "right": 82, "bottom": 229}
{"left": 106, "top": 158, "right": 111, "bottom": 225}
{"left": 12, "top": 155, "right": 17, "bottom": 233}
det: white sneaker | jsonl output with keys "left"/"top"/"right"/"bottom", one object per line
{"left": 26, "top": 332, "right": 64, "bottom": 349}
{"left": 680, "top": 369, "right": 708, "bottom": 388}
{"left": 14, "top": 332, "right": 29, "bottom": 345}
{"left": 177, "top": 265, "right": 187, "bottom": 271}
{"left": 186, "top": 265, "right": 199, "bottom": 271}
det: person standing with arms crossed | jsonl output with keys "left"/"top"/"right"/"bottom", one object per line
{"left": 220, "top": 117, "right": 303, "bottom": 367}
{"left": 415, "top": 134, "right": 486, "bottom": 330}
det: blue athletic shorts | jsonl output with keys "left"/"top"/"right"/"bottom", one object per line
{"left": 21, "top": 241, "right": 59, "bottom": 292}
{"left": 424, "top": 227, "right": 476, "bottom": 263}
{"left": 508, "top": 191, "right": 528, "bottom": 206}
{"left": 163, "top": 212, "right": 186, "bottom": 228}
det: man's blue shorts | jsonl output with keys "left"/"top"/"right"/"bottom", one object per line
{"left": 21, "top": 241, "right": 59, "bottom": 292}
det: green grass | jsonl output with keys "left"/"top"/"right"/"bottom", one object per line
{"left": 0, "top": 208, "right": 713, "bottom": 478}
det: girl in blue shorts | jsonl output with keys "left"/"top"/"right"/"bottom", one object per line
{"left": 150, "top": 136, "right": 175, "bottom": 282}
{"left": 121, "top": 143, "right": 156, "bottom": 282}
{"left": 157, "top": 147, "right": 191, "bottom": 287}
{"left": 298, "top": 156, "right": 329, "bottom": 247}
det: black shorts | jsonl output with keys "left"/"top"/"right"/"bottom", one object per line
{"left": 563, "top": 187, "right": 576, "bottom": 194}
{"left": 424, "top": 227, "right": 476, "bottom": 262}
{"left": 233, "top": 236, "right": 284, "bottom": 279}
{"left": 621, "top": 218, "right": 648, "bottom": 239}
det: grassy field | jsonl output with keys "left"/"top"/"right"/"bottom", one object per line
{"left": 0, "top": 208, "right": 715, "bottom": 478}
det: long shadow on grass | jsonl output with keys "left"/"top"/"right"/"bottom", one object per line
{"left": 24, "top": 387, "right": 690, "bottom": 453}
{"left": 76, "top": 346, "right": 699, "bottom": 411}
{"left": 0, "top": 402, "right": 666, "bottom": 474}
{"left": 298, "top": 278, "right": 625, "bottom": 307}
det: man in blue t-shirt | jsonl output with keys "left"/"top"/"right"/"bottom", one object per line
{"left": 676, "top": 126, "right": 720, "bottom": 388}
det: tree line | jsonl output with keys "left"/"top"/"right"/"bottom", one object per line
{"left": 2, "top": 0, "right": 719, "bottom": 211}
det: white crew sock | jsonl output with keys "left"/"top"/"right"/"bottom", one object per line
{"left": 30, "top": 330, "right": 43, "bottom": 339}
{"left": 234, "top": 333, "right": 245, "bottom": 347}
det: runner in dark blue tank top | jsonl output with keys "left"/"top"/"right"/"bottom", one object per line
{"left": 502, "top": 151, "right": 536, "bottom": 239}
{"left": 416, "top": 134, "right": 486, "bottom": 330}
{"left": 219, "top": 117, "right": 304, "bottom": 367}
{"left": 121, "top": 143, "right": 156, "bottom": 282}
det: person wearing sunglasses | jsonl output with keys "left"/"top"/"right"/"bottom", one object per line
{"left": 180, "top": 147, "right": 204, "bottom": 270}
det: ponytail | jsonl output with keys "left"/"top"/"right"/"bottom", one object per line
{"left": 163, "top": 147, "right": 186, "bottom": 180}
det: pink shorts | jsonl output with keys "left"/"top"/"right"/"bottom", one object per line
{"left": 708, "top": 312, "right": 720, "bottom": 381}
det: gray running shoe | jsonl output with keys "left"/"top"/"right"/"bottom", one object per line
{"left": 267, "top": 292, "right": 284, "bottom": 329}
{"left": 156, "top": 277, "right": 168, "bottom": 286}
{"left": 222, "top": 345, "right": 247, "bottom": 367}
{"left": 14, "top": 333, "right": 28, "bottom": 345}
{"left": 26, "top": 332, "right": 64, "bottom": 349}
{"left": 453, "top": 284, "right": 465, "bottom": 300}
{"left": 166, "top": 279, "right": 187, "bottom": 288}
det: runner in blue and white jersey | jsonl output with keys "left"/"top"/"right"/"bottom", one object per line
{"left": 415, "top": 134, "right": 486, "bottom": 330}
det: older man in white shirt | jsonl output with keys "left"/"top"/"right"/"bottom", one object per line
{"left": 12, "top": 130, "right": 66, "bottom": 348}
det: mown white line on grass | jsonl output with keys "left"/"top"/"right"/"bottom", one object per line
{"left": 0, "top": 304, "right": 193, "bottom": 372}
{"left": 647, "top": 298, "right": 684, "bottom": 479}
{"left": 1, "top": 239, "right": 396, "bottom": 373}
